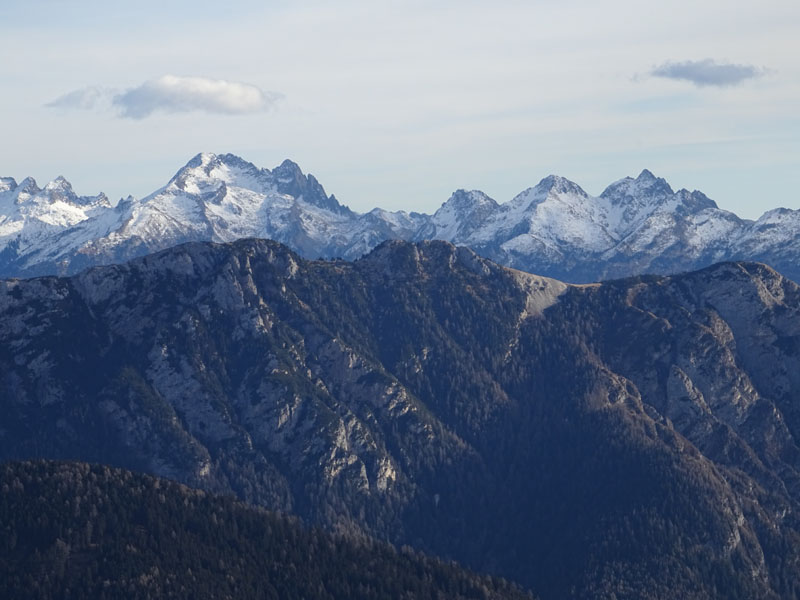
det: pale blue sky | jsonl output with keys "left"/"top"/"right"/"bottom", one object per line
{"left": 1, "top": 0, "right": 798, "bottom": 219}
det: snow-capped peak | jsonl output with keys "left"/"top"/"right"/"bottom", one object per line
{"left": 636, "top": 168, "right": 657, "bottom": 182}
{"left": 490, "top": 175, "right": 614, "bottom": 254}
{"left": 166, "top": 152, "right": 267, "bottom": 194}
{"left": 429, "top": 189, "right": 500, "bottom": 240}
{"left": 38, "top": 177, "right": 110, "bottom": 209}
{"left": 161, "top": 152, "right": 350, "bottom": 214}
{"left": 601, "top": 169, "right": 674, "bottom": 205}
{"left": 536, "top": 174, "right": 589, "bottom": 198}
{"left": 17, "top": 177, "right": 40, "bottom": 196}
{"left": 4, "top": 155, "right": 800, "bottom": 285}
{"left": 440, "top": 189, "right": 498, "bottom": 211}
{"left": 44, "top": 175, "right": 74, "bottom": 192}
{"left": 503, "top": 176, "right": 590, "bottom": 219}
{"left": 43, "top": 176, "right": 78, "bottom": 203}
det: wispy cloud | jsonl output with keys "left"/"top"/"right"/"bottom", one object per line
{"left": 649, "top": 59, "right": 767, "bottom": 87}
{"left": 46, "top": 87, "right": 110, "bottom": 110}
{"left": 46, "top": 76, "right": 282, "bottom": 119}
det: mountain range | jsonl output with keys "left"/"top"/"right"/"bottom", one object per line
{"left": 3, "top": 237, "right": 800, "bottom": 598}
{"left": 2, "top": 152, "right": 800, "bottom": 282}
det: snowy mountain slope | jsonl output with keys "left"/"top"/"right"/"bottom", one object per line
{"left": 420, "top": 168, "right": 770, "bottom": 281}
{"left": 0, "top": 175, "right": 123, "bottom": 273}
{"left": 1, "top": 153, "right": 798, "bottom": 282}
{"left": 0, "top": 153, "right": 423, "bottom": 277}
{"left": 82, "top": 153, "right": 361, "bottom": 263}
{"left": 429, "top": 170, "right": 677, "bottom": 252}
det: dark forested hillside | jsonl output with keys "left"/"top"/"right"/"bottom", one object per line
{"left": 0, "top": 460, "right": 532, "bottom": 600}
{"left": 2, "top": 238, "right": 800, "bottom": 598}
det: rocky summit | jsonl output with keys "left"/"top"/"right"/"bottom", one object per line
{"left": 2, "top": 154, "right": 800, "bottom": 282}
{"left": 2, "top": 238, "right": 800, "bottom": 598}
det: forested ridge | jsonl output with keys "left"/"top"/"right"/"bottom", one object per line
{"left": 0, "top": 460, "right": 532, "bottom": 600}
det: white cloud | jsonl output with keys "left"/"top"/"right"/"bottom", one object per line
{"left": 650, "top": 59, "right": 767, "bottom": 87}
{"left": 113, "top": 75, "right": 281, "bottom": 119}
{"left": 46, "top": 76, "right": 281, "bottom": 119}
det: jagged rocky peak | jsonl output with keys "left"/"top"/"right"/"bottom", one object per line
{"left": 216, "top": 152, "right": 263, "bottom": 172}
{"left": 168, "top": 152, "right": 260, "bottom": 191}
{"left": 637, "top": 168, "right": 658, "bottom": 182}
{"left": 635, "top": 168, "right": 671, "bottom": 190}
{"left": 271, "top": 158, "right": 310, "bottom": 196}
{"left": 117, "top": 194, "right": 136, "bottom": 209}
{"left": 442, "top": 189, "right": 499, "bottom": 211}
{"left": 0, "top": 177, "right": 17, "bottom": 193}
{"left": 272, "top": 158, "right": 351, "bottom": 215}
{"left": 95, "top": 192, "right": 112, "bottom": 207}
{"left": 504, "top": 175, "right": 590, "bottom": 214}
{"left": 435, "top": 189, "right": 498, "bottom": 221}
{"left": 678, "top": 188, "right": 719, "bottom": 212}
{"left": 43, "top": 175, "right": 79, "bottom": 203}
{"left": 170, "top": 152, "right": 351, "bottom": 215}
{"left": 184, "top": 151, "right": 217, "bottom": 171}
{"left": 272, "top": 157, "right": 304, "bottom": 180}
{"left": 41, "top": 176, "right": 112, "bottom": 208}
{"left": 535, "top": 174, "right": 589, "bottom": 198}
{"left": 601, "top": 168, "right": 675, "bottom": 204}
{"left": 3, "top": 176, "right": 41, "bottom": 205}
{"left": 16, "top": 176, "right": 40, "bottom": 196}
{"left": 44, "top": 175, "right": 74, "bottom": 192}
{"left": 167, "top": 152, "right": 216, "bottom": 190}
{"left": 429, "top": 189, "right": 499, "bottom": 240}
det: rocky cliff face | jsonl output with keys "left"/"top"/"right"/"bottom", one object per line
{"left": 2, "top": 239, "right": 800, "bottom": 598}
{"left": 3, "top": 154, "right": 800, "bottom": 283}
